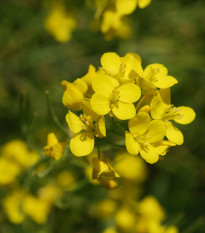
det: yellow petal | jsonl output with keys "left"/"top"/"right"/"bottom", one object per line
{"left": 92, "top": 73, "right": 119, "bottom": 97}
{"left": 150, "top": 92, "right": 168, "bottom": 120}
{"left": 62, "top": 81, "right": 84, "bottom": 110}
{"left": 139, "top": 144, "right": 159, "bottom": 164}
{"left": 129, "top": 112, "right": 151, "bottom": 135}
{"left": 146, "top": 120, "right": 166, "bottom": 143}
{"left": 81, "top": 64, "right": 96, "bottom": 87}
{"left": 152, "top": 140, "right": 174, "bottom": 156}
{"left": 144, "top": 64, "right": 168, "bottom": 82}
{"left": 70, "top": 132, "right": 94, "bottom": 156}
{"left": 154, "top": 75, "right": 178, "bottom": 88}
{"left": 95, "top": 117, "right": 106, "bottom": 137}
{"left": 90, "top": 93, "right": 111, "bottom": 115}
{"left": 125, "top": 132, "right": 139, "bottom": 155}
{"left": 101, "top": 52, "right": 121, "bottom": 75}
{"left": 74, "top": 78, "right": 88, "bottom": 95}
{"left": 112, "top": 102, "right": 136, "bottom": 120}
{"left": 166, "top": 121, "right": 184, "bottom": 145}
{"left": 66, "top": 111, "right": 84, "bottom": 134}
{"left": 174, "top": 106, "right": 196, "bottom": 124}
{"left": 47, "top": 133, "right": 58, "bottom": 146}
{"left": 118, "top": 83, "right": 141, "bottom": 103}
{"left": 138, "top": 0, "right": 152, "bottom": 9}
{"left": 123, "top": 53, "right": 144, "bottom": 77}
{"left": 116, "top": 0, "right": 137, "bottom": 15}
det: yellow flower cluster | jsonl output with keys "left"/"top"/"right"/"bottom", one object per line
{"left": 62, "top": 52, "right": 195, "bottom": 165}
{"left": 0, "top": 140, "right": 39, "bottom": 185}
{"left": 93, "top": 0, "right": 152, "bottom": 39}
{"left": 92, "top": 194, "right": 178, "bottom": 233}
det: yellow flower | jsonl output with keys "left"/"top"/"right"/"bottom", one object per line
{"left": 23, "top": 194, "right": 51, "bottom": 224}
{"left": 137, "top": 0, "right": 152, "bottom": 9}
{"left": 115, "top": 207, "right": 136, "bottom": 232}
{"left": 55, "top": 170, "right": 76, "bottom": 191}
{"left": 0, "top": 157, "right": 21, "bottom": 185}
{"left": 44, "top": 5, "right": 76, "bottom": 43}
{"left": 3, "top": 190, "right": 25, "bottom": 224}
{"left": 92, "top": 157, "right": 120, "bottom": 189}
{"left": 2, "top": 140, "right": 39, "bottom": 169}
{"left": 92, "top": 199, "right": 117, "bottom": 219}
{"left": 90, "top": 71, "right": 141, "bottom": 120}
{"left": 66, "top": 108, "right": 106, "bottom": 156}
{"left": 138, "top": 196, "right": 166, "bottom": 222}
{"left": 150, "top": 90, "right": 196, "bottom": 145}
{"left": 114, "top": 151, "right": 148, "bottom": 182}
{"left": 125, "top": 112, "right": 167, "bottom": 164}
{"left": 102, "top": 227, "right": 117, "bottom": 233}
{"left": 43, "top": 132, "right": 67, "bottom": 160}
{"left": 143, "top": 64, "right": 178, "bottom": 89}
{"left": 61, "top": 80, "right": 86, "bottom": 111}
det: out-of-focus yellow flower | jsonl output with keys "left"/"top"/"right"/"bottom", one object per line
{"left": 66, "top": 109, "right": 106, "bottom": 156}
{"left": 150, "top": 91, "right": 196, "bottom": 145}
{"left": 102, "top": 226, "right": 118, "bottom": 233}
{"left": 55, "top": 170, "right": 76, "bottom": 191}
{"left": 114, "top": 151, "right": 148, "bottom": 182}
{"left": 147, "top": 220, "right": 179, "bottom": 233}
{"left": 3, "top": 190, "right": 25, "bottom": 224}
{"left": 138, "top": 196, "right": 166, "bottom": 222}
{"left": 2, "top": 140, "right": 39, "bottom": 169}
{"left": 137, "top": 0, "right": 152, "bottom": 9}
{"left": 92, "top": 199, "right": 117, "bottom": 219}
{"left": 92, "top": 157, "right": 120, "bottom": 189}
{"left": 0, "top": 157, "right": 21, "bottom": 185}
{"left": 126, "top": 112, "right": 167, "bottom": 164}
{"left": 22, "top": 194, "right": 51, "bottom": 224}
{"left": 45, "top": 6, "right": 76, "bottom": 43}
{"left": 38, "top": 184, "right": 62, "bottom": 204}
{"left": 115, "top": 207, "right": 136, "bottom": 232}
{"left": 43, "top": 132, "right": 67, "bottom": 160}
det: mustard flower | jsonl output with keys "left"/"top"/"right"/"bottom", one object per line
{"left": 66, "top": 107, "right": 106, "bottom": 156}
{"left": 43, "top": 132, "right": 67, "bottom": 160}
{"left": 0, "top": 157, "right": 21, "bottom": 185}
{"left": 2, "top": 140, "right": 39, "bottom": 169}
{"left": 143, "top": 64, "right": 178, "bottom": 89}
{"left": 125, "top": 112, "right": 167, "bottom": 164}
{"left": 22, "top": 194, "right": 51, "bottom": 224}
{"left": 150, "top": 90, "right": 196, "bottom": 145}
{"left": 115, "top": 207, "right": 137, "bottom": 232}
{"left": 44, "top": 5, "right": 76, "bottom": 43}
{"left": 3, "top": 190, "right": 25, "bottom": 224}
{"left": 90, "top": 72, "right": 141, "bottom": 120}
{"left": 92, "top": 157, "right": 120, "bottom": 189}
{"left": 114, "top": 151, "right": 148, "bottom": 182}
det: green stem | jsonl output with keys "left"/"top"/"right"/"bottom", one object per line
{"left": 45, "top": 91, "right": 68, "bottom": 136}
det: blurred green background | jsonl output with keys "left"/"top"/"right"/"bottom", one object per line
{"left": 0, "top": 0, "right": 205, "bottom": 232}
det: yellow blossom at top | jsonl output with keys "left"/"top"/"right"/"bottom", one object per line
{"left": 90, "top": 70, "right": 141, "bottom": 120}
{"left": 45, "top": 5, "right": 76, "bottom": 43}
{"left": 43, "top": 132, "right": 67, "bottom": 160}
